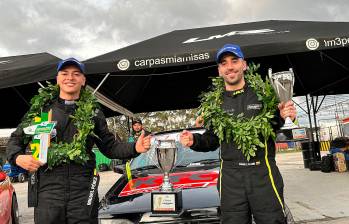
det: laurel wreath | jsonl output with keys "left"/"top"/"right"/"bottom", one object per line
{"left": 21, "top": 82, "right": 99, "bottom": 168}
{"left": 198, "top": 63, "right": 279, "bottom": 161}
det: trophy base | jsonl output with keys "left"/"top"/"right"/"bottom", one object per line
{"left": 276, "top": 128, "right": 309, "bottom": 142}
{"left": 151, "top": 189, "right": 183, "bottom": 217}
{"left": 280, "top": 117, "right": 299, "bottom": 130}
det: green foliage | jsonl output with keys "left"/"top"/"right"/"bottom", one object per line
{"left": 21, "top": 83, "right": 99, "bottom": 168}
{"left": 21, "top": 82, "right": 59, "bottom": 129}
{"left": 198, "top": 63, "right": 279, "bottom": 160}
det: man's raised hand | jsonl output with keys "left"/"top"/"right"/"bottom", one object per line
{"left": 278, "top": 100, "right": 297, "bottom": 121}
{"left": 135, "top": 131, "right": 152, "bottom": 153}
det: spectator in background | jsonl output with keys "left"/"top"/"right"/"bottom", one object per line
{"left": 125, "top": 118, "right": 151, "bottom": 178}
{"left": 128, "top": 118, "right": 150, "bottom": 143}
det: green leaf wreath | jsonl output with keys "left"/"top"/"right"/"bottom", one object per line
{"left": 198, "top": 63, "right": 279, "bottom": 161}
{"left": 21, "top": 82, "right": 99, "bottom": 168}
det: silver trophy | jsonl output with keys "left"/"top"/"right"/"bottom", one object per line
{"left": 151, "top": 138, "right": 183, "bottom": 215}
{"left": 268, "top": 68, "right": 298, "bottom": 129}
{"left": 156, "top": 139, "right": 177, "bottom": 191}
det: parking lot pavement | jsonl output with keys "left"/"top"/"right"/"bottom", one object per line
{"left": 297, "top": 217, "right": 349, "bottom": 224}
{"left": 12, "top": 152, "right": 349, "bottom": 224}
{"left": 277, "top": 152, "right": 349, "bottom": 223}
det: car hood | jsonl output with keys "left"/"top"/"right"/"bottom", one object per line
{"left": 99, "top": 167, "right": 220, "bottom": 216}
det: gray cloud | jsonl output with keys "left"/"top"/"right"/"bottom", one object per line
{"left": 0, "top": 0, "right": 348, "bottom": 60}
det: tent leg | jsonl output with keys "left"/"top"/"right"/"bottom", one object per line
{"left": 305, "top": 95, "right": 316, "bottom": 165}
{"left": 310, "top": 95, "right": 321, "bottom": 161}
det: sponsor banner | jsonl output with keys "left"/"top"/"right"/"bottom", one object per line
{"left": 305, "top": 36, "right": 349, "bottom": 51}
{"left": 119, "top": 170, "right": 218, "bottom": 197}
{"left": 116, "top": 52, "right": 211, "bottom": 71}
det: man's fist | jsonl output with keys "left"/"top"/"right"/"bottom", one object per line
{"left": 278, "top": 100, "right": 297, "bottom": 121}
{"left": 180, "top": 130, "right": 194, "bottom": 147}
{"left": 15, "top": 155, "right": 43, "bottom": 172}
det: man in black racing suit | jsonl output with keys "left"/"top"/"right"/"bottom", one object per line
{"left": 7, "top": 58, "right": 151, "bottom": 224}
{"left": 180, "top": 44, "right": 297, "bottom": 224}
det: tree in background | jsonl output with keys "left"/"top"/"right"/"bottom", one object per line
{"left": 106, "top": 115, "right": 129, "bottom": 141}
{"left": 106, "top": 108, "right": 198, "bottom": 141}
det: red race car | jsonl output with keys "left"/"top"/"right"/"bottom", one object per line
{"left": 0, "top": 166, "right": 19, "bottom": 224}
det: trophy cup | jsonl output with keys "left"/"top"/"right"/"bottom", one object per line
{"left": 268, "top": 68, "right": 298, "bottom": 129}
{"left": 151, "top": 139, "right": 183, "bottom": 216}
{"left": 269, "top": 68, "right": 308, "bottom": 141}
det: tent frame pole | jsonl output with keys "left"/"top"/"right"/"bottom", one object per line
{"left": 93, "top": 73, "right": 110, "bottom": 94}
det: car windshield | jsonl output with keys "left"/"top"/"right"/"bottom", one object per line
{"left": 130, "top": 129, "right": 219, "bottom": 170}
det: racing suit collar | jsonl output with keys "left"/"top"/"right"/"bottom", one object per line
{"left": 58, "top": 97, "right": 77, "bottom": 105}
{"left": 224, "top": 84, "right": 247, "bottom": 97}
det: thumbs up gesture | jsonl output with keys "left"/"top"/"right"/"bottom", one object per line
{"left": 135, "top": 131, "right": 152, "bottom": 153}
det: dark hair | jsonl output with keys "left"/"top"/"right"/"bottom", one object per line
{"left": 330, "top": 137, "right": 349, "bottom": 148}
{"left": 132, "top": 118, "right": 142, "bottom": 125}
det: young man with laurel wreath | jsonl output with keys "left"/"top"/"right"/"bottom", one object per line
{"left": 180, "top": 44, "right": 296, "bottom": 224}
{"left": 7, "top": 58, "right": 151, "bottom": 224}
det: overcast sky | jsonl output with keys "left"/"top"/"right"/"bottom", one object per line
{"left": 0, "top": 0, "right": 348, "bottom": 60}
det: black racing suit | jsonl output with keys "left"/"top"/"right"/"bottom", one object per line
{"left": 7, "top": 98, "right": 139, "bottom": 224}
{"left": 191, "top": 85, "right": 286, "bottom": 224}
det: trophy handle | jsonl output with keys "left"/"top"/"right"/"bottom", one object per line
{"left": 268, "top": 68, "right": 273, "bottom": 80}
{"left": 289, "top": 68, "right": 295, "bottom": 86}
